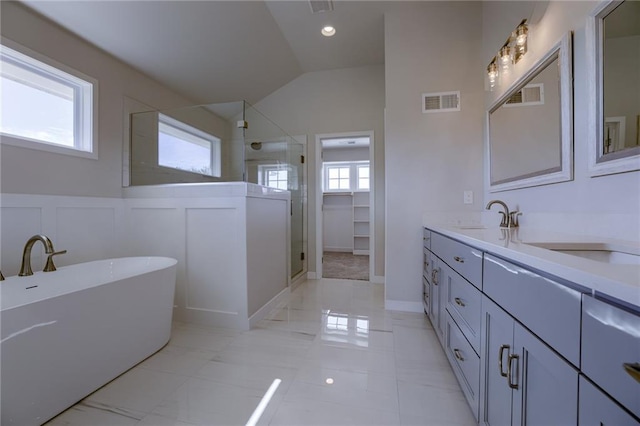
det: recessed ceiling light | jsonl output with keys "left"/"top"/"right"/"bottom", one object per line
{"left": 321, "top": 26, "right": 336, "bottom": 37}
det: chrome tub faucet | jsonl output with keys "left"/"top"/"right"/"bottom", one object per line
{"left": 19, "top": 235, "right": 67, "bottom": 276}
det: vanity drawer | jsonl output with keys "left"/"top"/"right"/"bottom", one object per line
{"left": 579, "top": 375, "right": 639, "bottom": 425}
{"left": 423, "top": 247, "right": 433, "bottom": 282}
{"left": 423, "top": 228, "right": 431, "bottom": 250}
{"left": 431, "top": 232, "right": 482, "bottom": 290}
{"left": 581, "top": 296, "right": 640, "bottom": 418}
{"left": 422, "top": 276, "right": 430, "bottom": 314}
{"left": 445, "top": 313, "right": 480, "bottom": 421}
{"left": 443, "top": 262, "right": 481, "bottom": 353}
{"left": 483, "top": 254, "right": 583, "bottom": 367}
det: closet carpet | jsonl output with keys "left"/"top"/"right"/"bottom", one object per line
{"left": 323, "top": 251, "right": 369, "bottom": 281}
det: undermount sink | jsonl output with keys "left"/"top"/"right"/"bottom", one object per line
{"left": 523, "top": 241, "right": 640, "bottom": 265}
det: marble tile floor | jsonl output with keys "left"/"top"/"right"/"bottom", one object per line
{"left": 46, "top": 278, "right": 475, "bottom": 426}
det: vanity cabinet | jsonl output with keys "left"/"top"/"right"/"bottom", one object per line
{"left": 581, "top": 295, "right": 640, "bottom": 419}
{"left": 479, "top": 296, "right": 579, "bottom": 425}
{"left": 579, "top": 375, "right": 639, "bottom": 425}
{"left": 483, "top": 254, "right": 582, "bottom": 367}
{"left": 422, "top": 230, "right": 432, "bottom": 314}
{"left": 421, "top": 227, "right": 640, "bottom": 425}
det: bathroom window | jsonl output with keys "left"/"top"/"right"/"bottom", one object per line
{"left": 357, "top": 164, "right": 370, "bottom": 190}
{"left": 158, "top": 114, "right": 221, "bottom": 177}
{"left": 323, "top": 161, "right": 370, "bottom": 192}
{"left": 0, "top": 41, "right": 97, "bottom": 158}
{"left": 258, "top": 166, "right": 289, "bottom": 190}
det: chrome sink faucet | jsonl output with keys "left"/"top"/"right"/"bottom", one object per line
{"left": 486, "top": 200, "right": 521, "bottom": 228}
{"left": 19, "top": 235, "right": 67, "bottom": 276}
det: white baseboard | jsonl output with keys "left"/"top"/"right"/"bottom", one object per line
{"left": 385, "top": 299, "right": 424, "bottom": 313}
{"left": 323, "top": 247, "right": 352, "bottom": 253}
{"left": 307, "top": 271, "right": 318, "bottom": 279}
{"left": 353, "top": 249, "right": 370, "bottom": 255}
{"left": 249, "top": 287, "right": 290, "bottom": 329}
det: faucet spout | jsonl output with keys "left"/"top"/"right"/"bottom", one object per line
{"left": 19, "top": 235, "right": 56, "bottom": 277}
{"left": 486, "top": 200, "right": 511, "bottom": 228}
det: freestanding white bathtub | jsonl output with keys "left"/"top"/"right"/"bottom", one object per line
{"left": 0, "top": 256, "right": 177, "bottom": 426}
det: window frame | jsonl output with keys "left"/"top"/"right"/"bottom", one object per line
{"left": 0, "top": 38, "right": 98, "bottom": 159}
{"left": 322, "top": 160, "right": 370, "bottom": 193}
{"left": 157, "top": 113, "right": 221, "bottom": 178}
{"left": 258, "top": 164, "right": 291, "bottom": 190}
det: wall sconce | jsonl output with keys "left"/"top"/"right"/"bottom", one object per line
{"left": 486, "top": 19, "right": 529, "bottom": 90}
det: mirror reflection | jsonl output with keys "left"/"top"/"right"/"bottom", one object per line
{"left": 601, "top": 0, "right": 640, "bottom": 158}
{"left": 488, "top": 32, "right": 572, "bottom": 191}
{"left": 489, "top": 55, "right": 561, "bottom": 185}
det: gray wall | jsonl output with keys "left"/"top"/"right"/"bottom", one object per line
{"left": 0, "top": 2, "right": 196, "bottom": 197}
{"left": 384, "top": 2, "right": 485, "bottom": 306}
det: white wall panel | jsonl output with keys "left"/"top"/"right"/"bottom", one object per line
{"left": 56, "top": 207, "right": 117, "bottom": 266}
{"left": 0, "top": 207, "right": 42, "bottom": 276}
{"left": 246, "top": 197, "right": 288, "bottom": 316}
{"left": 185, "top": 207, "right": 243, "bottom": 315}
{"left": 323, "top": 206, "right": 353, "bottom": 252}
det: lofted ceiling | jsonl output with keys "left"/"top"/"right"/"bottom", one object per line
{"left": 20, "top": 0, "right": 399, "bottom": 105}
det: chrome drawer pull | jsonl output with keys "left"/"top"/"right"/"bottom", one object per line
{"left": 454, "top": 297, "right": 465, "bottom": 307}
{"left": 454, "top": 256, "right": 465, "bottom": 263}
{"left": 432, "top": 268, "right": 439, "bottom": 285}
{"left": 498, "top": 344, "right": 510, "bottom": 377}
{"left": 507, "top": 354, "right": 519, "bottom": 389}
{"left": 623, "top": 363, "right": 640, "bottom": 383}
{"left": 454, "top": 349, "right": 464, "bottom": 362}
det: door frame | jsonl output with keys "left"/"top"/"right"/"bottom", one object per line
{"left": 315, "top": 130, "right": 375, "bottom": 281}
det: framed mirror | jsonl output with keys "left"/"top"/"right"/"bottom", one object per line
{"left": 487, "top": 32, "right": 573, "bottom": 192}
{"left": 588, "top": 0, "right": 640, "bottom": 176}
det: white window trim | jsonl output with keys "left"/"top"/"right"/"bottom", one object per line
{"left": 257, "top": 164, "right": 291, "bottom": 190}
{"left": 0, "top": 37, "right": 99, "bottom": 160}
{"left": 322, "top": 160, "right": 370, "bottom": 193}
{"left": 158, "top": 113, "right": 221, "bottom": 178}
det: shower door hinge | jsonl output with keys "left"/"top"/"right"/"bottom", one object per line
{"left": 301, "top": 252, "right": 305, "bottom": 261}
{"left": 301, "top": 155, "right": 305, "bottom": 164}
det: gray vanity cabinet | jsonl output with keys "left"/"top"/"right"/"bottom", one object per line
{"left": 480, "top": 296, "right": 515, "bottom": 425}
{"left": 480, "top": 296, "right": 579, "bottom": 426}
{"left": 429, "top": 255, "right": 446, "bottom": 344}
{"left": 581, "top": 295, "right": 640, "bottom": 419}
{"left": 579, "top": 376, "right": 639, "bottom": 425}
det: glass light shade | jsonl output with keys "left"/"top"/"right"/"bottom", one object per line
{"left": 499, "top": 46, "right": 512, "bottom": 67}
{"left": 487, "top": 62, "right": 498, "bottom": 83}
{"left": 515, "top": 24, "right": 528, "bottom": 46}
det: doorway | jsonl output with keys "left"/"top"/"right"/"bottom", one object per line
{"left": 315, "top": 131, "right": 374, "bottom": 281}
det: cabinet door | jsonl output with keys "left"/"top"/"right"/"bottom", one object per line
{"left": 480, "top": 296, "right": 514, "bottom": 426}
{"left": 579, "top": 375, "right": 639, "bottom": 426}
{"left": 512, "top": 323, "right": 579, "bottom": 426}
{"left": 429, "top": 256, "right": 442, "bottom": 340}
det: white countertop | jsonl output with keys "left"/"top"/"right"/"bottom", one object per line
{"left": 423, "top": 222, "right": 640, "bottom": 309}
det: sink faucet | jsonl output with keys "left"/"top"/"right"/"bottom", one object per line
{"left": 486, "top": 200, "right": 518, "bottom": 228}
{"left": 19, "top": 235, "right": 67, "bottom": 277}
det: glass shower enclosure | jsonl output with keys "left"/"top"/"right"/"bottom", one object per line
{"left": 129, "top": 100, "right": 306, "bottom": 279}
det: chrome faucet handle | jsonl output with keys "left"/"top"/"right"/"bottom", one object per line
{"left": 509, "top": 211, "right": 522, "bottom": 228}
{"left": 44, "top": 250, "right": 67, "bottom": 272}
